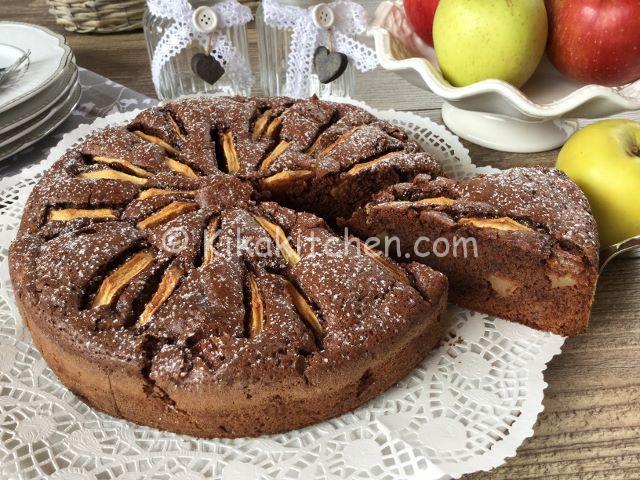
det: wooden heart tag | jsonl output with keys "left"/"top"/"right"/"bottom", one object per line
{"left": 191, "top": 53, "right": 225, "bottom": 85}
{"left": 313, "top": 46, "right": 348, "bottom": 84}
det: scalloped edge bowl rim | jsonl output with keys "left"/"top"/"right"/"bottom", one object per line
{"left": 370, "top": 26, "right": 640, "bottom": 119}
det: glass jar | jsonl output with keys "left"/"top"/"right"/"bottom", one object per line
{"left": 143, "top": 0, "right": 251, "bottom": 100}
{"left": 256, "top": 0, "right": 355, "bottom": 98}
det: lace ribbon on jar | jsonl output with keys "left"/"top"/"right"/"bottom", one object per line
{"left": 262, "top": 0, "right": 378, "bottom": 98}
{"left": 147, "top": 0, "right": 254, "bottom": 93}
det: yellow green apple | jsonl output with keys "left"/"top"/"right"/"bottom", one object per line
{"left": 556, "top": 119, "right": 640, "bottom": 247}
{"left": 433, "top": 0, "right": 548, "bottom": 88}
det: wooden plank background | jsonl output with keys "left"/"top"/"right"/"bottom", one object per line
{"left": 1, "top": 1, "right": 639, "bottom": 478}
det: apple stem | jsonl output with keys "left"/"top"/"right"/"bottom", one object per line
{"left": 631, "top": 145, "right": 640, "bottom": 157}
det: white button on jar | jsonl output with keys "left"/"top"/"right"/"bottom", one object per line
{"left": 192, "top": 6, "right": 219, "bottom": 33}
{"left": 311, "top": 4, "right": 334, "bottom": 29}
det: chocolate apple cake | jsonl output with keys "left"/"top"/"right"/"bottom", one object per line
{"left": 342, "top": 168, "right": 599, "bottom": 336}
{"left": 9, "top": 96, "right": 448, "bottom": 438}
{"left": 9, "top": 96, "right": 598, "bottom": 438}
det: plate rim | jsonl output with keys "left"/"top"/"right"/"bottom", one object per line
{"left": 0, "top": 21, "right": 73, "bottom": 114}
{"left": 0, "top": 64, "right": 79, "bottom": 134}
{"left": 0, "top": 76, "right": 81, "bottom": 147}
{"left": 0, "top": 81, "right": 81, "bottom": 161}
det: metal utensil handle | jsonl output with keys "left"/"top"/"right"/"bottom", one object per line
{"left": 599, "top": 235, "right": 640, "bottom": 273}
{"left": 0, "top": 50, "right": 30, "bottom": 81}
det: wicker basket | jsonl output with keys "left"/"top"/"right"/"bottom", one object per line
{"left": 47, "top": 0, "right": 147, "bottom": 33}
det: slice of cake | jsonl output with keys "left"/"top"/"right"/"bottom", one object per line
{"left": 343, "top": 167, "right": 599, "bottom": 336}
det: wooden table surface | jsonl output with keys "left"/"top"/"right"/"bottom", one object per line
{"left": 2, "top": 2, "right": 639, "bottom": 478}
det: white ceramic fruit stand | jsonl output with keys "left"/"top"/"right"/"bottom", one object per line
{"left": 370, "top": 1, "right": 640, "bottom": 153}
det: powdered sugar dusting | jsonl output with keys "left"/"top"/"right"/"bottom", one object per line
{"left": 11, "top": 96, "right": 444, "bottom": 389}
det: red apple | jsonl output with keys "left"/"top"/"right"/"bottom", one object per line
{"left": 546, "top": 0, "right": 640, "bottom": 86}
{"left": 404, "top": 0, "right": 440, "bottom": 47}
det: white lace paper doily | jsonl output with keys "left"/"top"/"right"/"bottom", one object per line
{"left": 0, "top": 101, "right": 565, "bottom": 480}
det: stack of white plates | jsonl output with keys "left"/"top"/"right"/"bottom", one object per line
{"left": 0, "top": 22, "right": 80, "bottom": 162}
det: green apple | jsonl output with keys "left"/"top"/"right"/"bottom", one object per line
{"left": 556, "top": 119, "right": 640, "bottom": 247}
{"left": 433, "top": 0, "right": 548, "bottom": 88}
